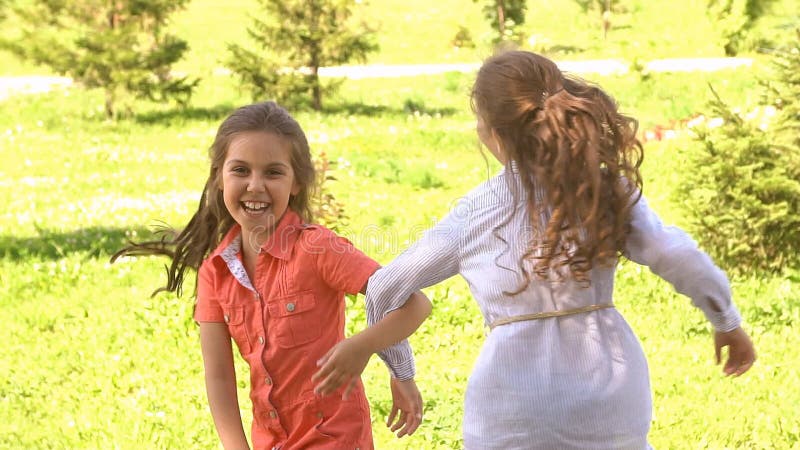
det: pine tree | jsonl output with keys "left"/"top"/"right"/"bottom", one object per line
{"left": 677, "top": 30, "right": 800, "bottom": 274}
{"left": 573, "top": 0, "right": 623, "bottom": 39}
{"left": 227, "top": 0, "right": 377, "bottom": 111}
{"left": 473, "top": 0, "right": 527, "bottom": 45}
{"left": 762, "top": 29, "right": 800, "bottom": 150}
{"left": 706, "top": 0, "right": 778, "bottom": 55}
{"left": 1, "top": 0, "right": 197, "bottom": 118}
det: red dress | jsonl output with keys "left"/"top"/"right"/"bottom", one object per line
{"left": 195, "top": 210, "right": 379, "bottom": 449}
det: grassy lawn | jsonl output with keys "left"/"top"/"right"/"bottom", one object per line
{"left": 2, "top": 66, "right": 799, "bottom": 449}
{"left": 2, "top": 0, "right": 799, "bottom": 75}
{"left": 1, "top": 1, "right": 799, "bottom": 448}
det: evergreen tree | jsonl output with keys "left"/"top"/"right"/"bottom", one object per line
{"left": 573, "top": 0, "right": 624, "bottom": 39}
{"left": 1, "top": 0, "right": 197, "bottom": 118}
{"left": 227, "top": 0, "right": 377, "bottom": 111}
{"left": 762, "top": 29, "right": 800, "bottom": 150}
{"left": 473, "top": 0, "right": 527, "bottom": 45}
{"left": 677, "top": 30, "right": 800, "bottom": 274}
{"left": 707, "top": 0, "right": 778, "bottom": 55}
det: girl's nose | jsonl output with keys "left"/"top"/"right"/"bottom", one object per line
{"left": 247, "top": 176, "right": 265, "bottom": 192}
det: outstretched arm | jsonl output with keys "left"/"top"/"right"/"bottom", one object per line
{"left": 625, "top": 195, "right": 755, "bottom": 375}
{"left": 199, "top": 322, "right": 249, "bottom": 450}
{"left": 312, "top": 290, "right": 432, "bottom": 396}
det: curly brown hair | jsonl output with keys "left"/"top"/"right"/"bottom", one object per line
{"left": 471, "top": 51, "right": 643, "bottom": 291}
{"left": 112, "top": 101, "right": 316, "bottom": 296}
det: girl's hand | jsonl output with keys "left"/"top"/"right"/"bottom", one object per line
{"left": 387, "top": 377, "right": 423, "bottom": 438}
{"left": 714, "top": 327, "right": 756, "bottom": 376}
{"left": 312, "top": 337, "right": 372, "bottom": 398}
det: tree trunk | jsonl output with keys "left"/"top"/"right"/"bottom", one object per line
{"left": 602, "top": 0, "right": 611, "bottom": 39}
{"left": 497, "top": 0, "right": 506, "bottom": 38}
{"left": 311, "top": 66, "right": 322, "bottom": 111}
{"left": 105, "top": 88, "right": 115, "bottom": 119}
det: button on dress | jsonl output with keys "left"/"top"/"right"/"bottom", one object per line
{"left": 195, "top": 210, "right": 380, "bottom": 449}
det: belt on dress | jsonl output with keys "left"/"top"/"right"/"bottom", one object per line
{"left": 489, "top": 303, "right": 614, "bottom": 330}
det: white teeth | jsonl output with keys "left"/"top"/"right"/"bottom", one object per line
{"left": 244, "top": 201, "right": 268, "bottom": 210}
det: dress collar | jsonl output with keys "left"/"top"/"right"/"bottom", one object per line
{"left": 209, "top": 209, "right": 305, "bottom": 262}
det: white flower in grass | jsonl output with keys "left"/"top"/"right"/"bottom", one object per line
{"left": 707, "top": 117, "right": 724, "bottom": 128}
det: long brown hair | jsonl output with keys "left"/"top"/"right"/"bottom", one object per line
{"left": 112, "top": 101, "right": 316, "bottom": 296}
{"left": 471, "top": 51, "right": 643, "bottom": 290}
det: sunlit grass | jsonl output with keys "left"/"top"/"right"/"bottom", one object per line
{"left": 1, "top": 54, "right": 798, "bottom": 449}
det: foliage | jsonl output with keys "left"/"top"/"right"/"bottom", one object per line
{"left": 707, "top": 0, "right": 779, "bottom": 55}
{"left": 311, "top": 152, "right": 348, "bottom": 232}
{"left": 226, "top": 0, "right": 377, "bottom": 111}
{"left": 761, "top": 28, "right": 800, "bottom": 149}
{"left": 472, "top": 0, "right": 527, "bottom": 44}
{"left": 573, "top": 0, "right": 626, "bottom": 38}
{"left": 3, "top": 9, "right": 800, "bottom": 449}
{"left": 450, "top": 25, "right": 477, "bottom": 49}
{"left": 0, "top": 0, "right": 198, "bottom": 118}
{"left": 676, "top": 33, "right": 800, "bottom": 274}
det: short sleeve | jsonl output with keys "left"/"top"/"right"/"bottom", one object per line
{"left": 624, "top": 195, "right": 741, "bottom": 332}
{"left": 193, "top": 259, "right": 225, "bottom": 323}
{"left": 305, "top": 228, "right": 380, "bottom": 295}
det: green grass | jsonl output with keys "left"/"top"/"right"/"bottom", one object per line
{"left": 3, "top": 0, "right": 799, "bottom": 76}
{"left": 2, "top": 64, "right": 799, "bottom": 449}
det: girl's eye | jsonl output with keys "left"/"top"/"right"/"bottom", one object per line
{"left": 231, "top": 167, "right": 248, "bottom": 175}
{"left": 267, "top": 169, "right": 285, "bottom": 177}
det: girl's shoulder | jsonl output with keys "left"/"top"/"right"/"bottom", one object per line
{"left": 296, "top": 222, "right": 357, "bottom": 250}
{"left": 459, "top": 171, "right": 515, "bottom": 211}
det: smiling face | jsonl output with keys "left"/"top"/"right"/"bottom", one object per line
{"left": 220, "top": 131, "right": 299, "bottom": 248}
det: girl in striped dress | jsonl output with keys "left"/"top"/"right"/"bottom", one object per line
{"left": 313, "top": 51, "right": 756, "bottom": 449}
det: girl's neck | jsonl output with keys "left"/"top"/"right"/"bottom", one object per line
{"left": 240, "top": 226, "right": 273, "bottom": 257}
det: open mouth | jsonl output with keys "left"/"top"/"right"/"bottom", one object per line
{"left": 242, "top": 201, "right": 270, "bottom": 214}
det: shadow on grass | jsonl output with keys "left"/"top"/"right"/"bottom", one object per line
{"left": 546, "top": 44, "right": 586, "bottom": 55}
{"left": 0, "top": 226, "right": 162, "bottom": 261}
{"left": 324, "top": 101, "right": 457, "bottom": 118}
{"left": 133, "top": 104, "right": 237, "bottom": 125}
{"left": 130, "top": 100, "right": 457, "bottom": 125}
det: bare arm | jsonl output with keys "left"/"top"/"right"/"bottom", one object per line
{"left": 199, "top": 322, "right": 250, "bottom": 450}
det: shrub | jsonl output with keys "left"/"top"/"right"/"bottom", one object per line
{"left": 312, "top": 151, "right": 348, "bottom": 232}
{"left": 676, "top": 31, "right": 800, "bottom": 274}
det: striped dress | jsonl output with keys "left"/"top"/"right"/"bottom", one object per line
{"left": 365, "top": 168, "right": 741, "bottom": 449}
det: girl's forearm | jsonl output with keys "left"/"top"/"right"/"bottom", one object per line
{"left": 205, "top": 372, "right": 249, "bottom": 450}
{"left": 199, "top": 323, "right": 249, "bottom": 449}
{"left": 354, "top": 291, "right": 431, "bottom": 354}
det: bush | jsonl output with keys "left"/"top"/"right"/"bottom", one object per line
{"left": 312, "top": 151, "right": 348, "bottom": 232}
{"left": 676, "top": 31, "right": 800, "bottom": 274}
